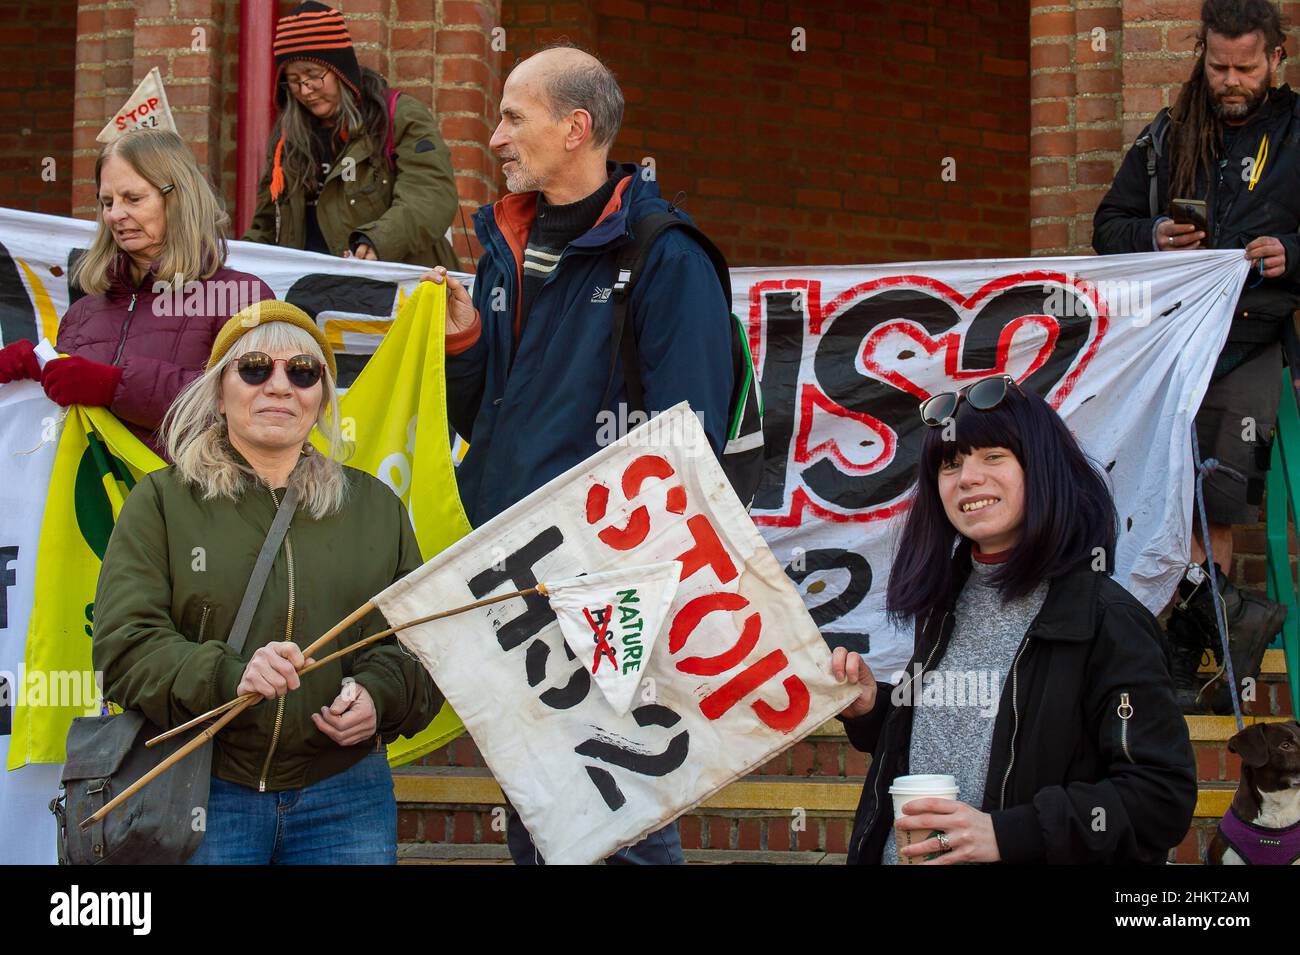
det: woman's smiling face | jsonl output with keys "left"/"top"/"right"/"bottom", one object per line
{"left": 219, "top": 347, "right": 322, "bottom": 455}
{"left": 938, "top": 445, "right": 1026, "bottom": 555}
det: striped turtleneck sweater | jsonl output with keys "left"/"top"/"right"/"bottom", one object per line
{"left": 518, "top": 175, "right": 619, "bottom": 335}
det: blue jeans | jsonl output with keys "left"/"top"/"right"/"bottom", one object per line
{"left": 506, "top": 809, "right": 684, "bottom": 865}
{"left": 187, "top": 749, "right": 397, "bottom": 865}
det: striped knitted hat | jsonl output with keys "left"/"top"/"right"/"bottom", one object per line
{"left": 273, "top": 2, "right": 362, "bottom": 99}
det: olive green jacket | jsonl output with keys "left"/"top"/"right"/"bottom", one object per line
{"left": 92, "top": 461, "right": 442, "bottom": 792}
{"left": 244, "top": 93, "right": 460, "bottom": 269}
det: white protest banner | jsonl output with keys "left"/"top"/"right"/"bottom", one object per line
{"left": 376, "top": 403, "right": 858, "bottom": 864}
{"left": 0, "top": 206, "right": 1251, "bottom": 683}
{"left": 545, "top": 561, "right": 681, "bottom": 716}
{"left": 742, "top": 250, "right": 1247, "bottom": 678}
{"left": 0, "top": 382, "right": 62, "bottom": 863}
{"left": 96, "top": 67, "right": 177, "bottom": 142}
{"left": 0, "top": 207, "right": 436, "bottom": 388}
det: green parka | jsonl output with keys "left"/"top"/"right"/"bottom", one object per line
{"left": 243, "top": 93, "right": 460, "bottom": 269}
{"left": 92, "top": 459, "right": 442, "bottom": 792}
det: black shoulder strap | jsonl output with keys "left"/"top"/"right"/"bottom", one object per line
{"left": 1136, "top": 108, "right": 1171, "bottom": 218}
{"left": 227, "top": 484, "right": 299, "bottom": 655}
{"left": 606, "top": 211, "right": 731, "bottom": 414}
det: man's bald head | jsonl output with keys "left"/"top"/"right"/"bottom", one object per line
{"left": 509, "top": 44, "right": 624, "bottom": 151}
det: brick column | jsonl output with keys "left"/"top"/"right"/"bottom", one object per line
{"left": 72, "top": 0, "right": 133, "bottom": 217}
{"left": 73, "top": 0, "right": 231, "bottom": 219}
{"left": 1029, "top": 0, "right": 1123, "bottom": 255}
{"left": 436, "top": 0, "right": 502, "bottom": 267}
{"left": 1119, "top": 1, "right": 1204, "bottom": 146}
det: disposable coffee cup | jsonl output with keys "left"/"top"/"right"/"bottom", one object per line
{"left": 889, "top": 774, "right": 959, "bottom": 865}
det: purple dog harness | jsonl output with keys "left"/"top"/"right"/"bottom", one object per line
{"left": 1218, "top": 806, "right": 1300, "bottom": 864}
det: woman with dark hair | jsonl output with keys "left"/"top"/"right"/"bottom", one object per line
{"left": 244, "top": 2, "right": 459, "bottom": 268}
{"left": 833, "top": 376, "right": 1197, "bottom": 864}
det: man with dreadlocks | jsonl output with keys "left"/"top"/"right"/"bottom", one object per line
{"left": 1094, "top": 0, "right": 1293, "bottom": 714}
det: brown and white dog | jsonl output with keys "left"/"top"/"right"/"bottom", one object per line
{"left": 1206, "top": 720, "right": 1300, "bottom": 865}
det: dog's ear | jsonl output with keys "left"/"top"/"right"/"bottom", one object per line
{"left": 1229, "top": 724, "right": 1272, "bottom": 767}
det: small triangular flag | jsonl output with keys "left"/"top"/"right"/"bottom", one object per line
{"left": 97, "top": 67, "right": 177, "bottom": 143}
{"left": 544, "top": 562, "right": 681, "bottom": 716}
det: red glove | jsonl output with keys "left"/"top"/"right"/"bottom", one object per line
{"left": 0, "top": 339, "right": 41, "bottom": 384}
{"left": 41, "top": 355, "right": 123, "bottom": 408}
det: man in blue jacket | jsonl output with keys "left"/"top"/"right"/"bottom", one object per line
{"left": 425, "top": 44, "right": 733, "bottom": 864}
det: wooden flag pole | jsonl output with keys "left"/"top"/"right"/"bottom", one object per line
{"left": 143, "top": 599, "right": 378, "bottom": 748}
{"left": 83, "top": 586, "right": 543, "bottom": 830}
{"left": 149, "top": 585, "right": 546, "bottom": 747}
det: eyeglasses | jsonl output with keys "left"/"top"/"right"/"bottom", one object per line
{"left": 919, "top": 375, "right": 1022, "bottom": 427}
{"left": 235, "top": 352, "right": 323, "bottom": 389}
{"left": 283, "top": 70, "right": 328, "bottom": 92}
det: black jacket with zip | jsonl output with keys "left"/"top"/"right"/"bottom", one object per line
{"left": 843, "top": 556, "right": 1197, "bottom": 865}
{"left": 1092, "top": 84, "right": 1300, "bottom": 344}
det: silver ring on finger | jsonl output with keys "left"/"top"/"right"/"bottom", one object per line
{"left": 936, "top": 831, "right": 952, "bottom": 853}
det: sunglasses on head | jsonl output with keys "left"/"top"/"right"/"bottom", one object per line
{"left": 919, "top": 375, "right": 1023, "bottom": 427}
{"left": 235, "top": 352, "right": 323, "bottom": 389}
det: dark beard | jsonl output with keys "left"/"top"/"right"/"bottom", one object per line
{"left": 1211, "top": 76, "right": 1272, "bottom": 121}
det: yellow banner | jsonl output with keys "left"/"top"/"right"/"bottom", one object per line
{"left": 8, "top": 281, "right": 471, "bottom": 769}
{"left": 321, "top": 282, "right": 472, "bottom": 763}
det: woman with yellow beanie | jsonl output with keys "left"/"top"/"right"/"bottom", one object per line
{"left": 92, "top": 301, "right": 442, "bottom": 863}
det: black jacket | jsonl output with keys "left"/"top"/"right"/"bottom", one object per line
{"left": 843, "top": 559, "right": 1197, "bottom": 864}
{"left": 1092, "top": 84, "right": 1300, "bottom": 344}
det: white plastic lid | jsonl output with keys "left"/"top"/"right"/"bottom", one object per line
{"left": 889, "top": 774, "right": 959, "bottom": 795}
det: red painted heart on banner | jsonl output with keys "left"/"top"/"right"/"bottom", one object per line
{"left": 752, "top": 270, "right": 1108, "bottom": 526}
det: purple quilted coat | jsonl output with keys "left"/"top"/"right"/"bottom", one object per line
{"left": 55, "top": 254, "right": 274, "bottom": 457}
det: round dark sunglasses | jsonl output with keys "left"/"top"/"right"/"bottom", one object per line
{"left": 235, "top": 352, "right": 323, "bottom": 389}
{"left": 919, "top": 375, "right": 1022, "bottom": 427}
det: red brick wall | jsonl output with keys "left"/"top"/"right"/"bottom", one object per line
{"left": 59, "top": 2, "right": 1030, "bottom": 267}
{"left": 0, "top": 0, "right": 77, "bottom": 215}
{"left": 502, "top": 0, "right": 1032, "bottom": 267}
{"left": 1030, "top": 0, "right": 1300, "bottom": 254}
{"left": 209, "top": 0, "right": 502, "bottom": 266}
{"left": 66, "top": 0, "right": 502, "bottom": 268}
{"left": 71, "top": 0, "right": 232, "bottom": 219}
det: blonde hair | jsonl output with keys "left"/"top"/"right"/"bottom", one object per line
{"left": 161, "top": 322, "right": 350, "bottom": 519}
{"left": 74, "top": 129, "right": 229, "bottom": 296}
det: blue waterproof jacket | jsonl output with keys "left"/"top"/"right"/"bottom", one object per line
{"left": 446, "top": 162, "right": 734, "bottom": 526}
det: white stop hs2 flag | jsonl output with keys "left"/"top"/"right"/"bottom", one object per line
{"left": 742, "top": 249, "right": 1249, "bottom": 680}
{"left": 376, "top": 403, "right": 858, "bottom": 864}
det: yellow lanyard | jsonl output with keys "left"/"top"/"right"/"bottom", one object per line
{"left": 1248, "top": 133, "right": 1269, "bottom": 191}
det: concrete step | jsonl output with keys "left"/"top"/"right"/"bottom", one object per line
{"left": 1203, "top": 648, "right": 1286, "bottom": 675}
{"left": 395, "top": 650, "right": 1294, "bottom": 865}
{"left": 409, "top": 713, "right": 1296, "bottom": 791}
{"left": 395, "top": 764, "right": 1243, "bottom": 820}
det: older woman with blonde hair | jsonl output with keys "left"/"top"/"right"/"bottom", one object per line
{"left": 0, "top": 128, "right": 272, "bottom": 458}
{"left": 92, "top": 301, "right": 441, "bottom": 864}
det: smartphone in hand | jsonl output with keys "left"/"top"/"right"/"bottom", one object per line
{"left": 1168, "top": 198, "right": 1208, "bottom": 234}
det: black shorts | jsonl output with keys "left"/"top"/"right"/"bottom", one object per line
{"left": 1193, "top": 342, "right": 1282, "bottom": 526}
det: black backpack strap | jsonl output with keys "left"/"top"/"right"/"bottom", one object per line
{"left": 605, "top": 211, "right": 731, "bottom": 414}
{"left": 1135, "top": 108, "right": 1171, "bottom": 218}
